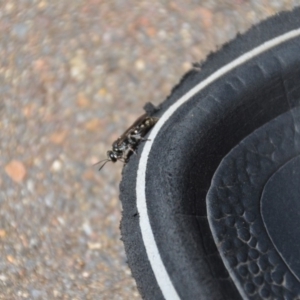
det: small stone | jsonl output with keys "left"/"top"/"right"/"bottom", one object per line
{"left": 135, "top": 59, "right": 145, "bottom": 71}
{"left": 26, "top": 179, "right": 35, "bottom": 193}
{"left": 32, "top": 59, "right": 47, "bottom": 72}
{"left": 182, "top": 61, "right": 191, "bottom": 72}
{"left": 82, "top": 169, "right": 95, "bottom": 181}
{"left": 31, "top": 289, "right": 43, "bottom": 299}
{"left": 77, "top": 93, "right": 90, "bottom": 108}
{"left": 82, "top": 221, "right": 93, "bottom": 236}
{"left": 98, "top": 88, "right": 107, "bottom": 96}
{"left": 23, "top": 104, "right": 36, "bottom": 118}
{"left": 7, "top": 255, "right": 17, "bottom": 264}
{"left": 88, "top": 242, "right": 102, "bottom": 250}
{"left": 74, "top": 257, "right": 85, "bottom": 269}
{"left": 57, "top": 217, "right": 65, "bottom": 226}
{"left": 17, "top": 291, "right": 29, "bottom": 298}
{"left": 82, "top": 271, "right": 90, "bottom": 278}
{"left": 84, "top": 119, "right": 102, "bottom": 131}
{"left": 38, "top": 1, "right": 48, "bottom": 9}
{"left": 198, "top": 7, "right": 213, "bottom": 29}
{"left": 12, "top": 23, "right": 29, "bottom": 40}
{"left": 51, "top": 160, "right": 62, "bottom": 172}
{"left": 0, "top": 274, "right": 7, "bottom": 281}
{"left": 5, "top": 160, "right": 26, "bottom": 183}
{"left": 0, "top": 230, "right": 6, "bottom": 238}
{"left": 5, "top": 3, "right": 15, "bottom": 13}
{"left": 69, "top": 50, "right": 87, "bottom": 81}
{"left": 53, "top": 290, "right": 60, "bottom": 297}
{"left": 50, "top": 131, "right": 67, "bottom": 144}
{"left": 146, "top": 26, "right": 156, "bottom": 37}
{"left": 158, "top": 30, "right": 167, "bottom": 40}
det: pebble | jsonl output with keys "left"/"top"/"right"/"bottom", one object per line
{"left": 51, "top": 160, "right": 62, "bottom": 172}
{"left": 134, "top": 59, "right": 146, "bottom": 71}
{"left": 5, "top": 160, "right": 27, "bottom": 183}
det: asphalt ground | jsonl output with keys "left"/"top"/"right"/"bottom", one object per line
{"left": 0, "top": 1, "right": 299, "bottom": 299}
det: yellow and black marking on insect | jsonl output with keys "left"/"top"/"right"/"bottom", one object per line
{"left": 95, "top": 113, "right": 159, "bottom": 171}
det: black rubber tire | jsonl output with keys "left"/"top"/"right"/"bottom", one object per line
{"left": 120, "top": 8, "right": 300, "bottom": 300}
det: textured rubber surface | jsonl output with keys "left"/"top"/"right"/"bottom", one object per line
{"left": 120, "top": 7, "right": 300, "bottom": 300}
{"left": 207, "top": 107, "right": 300, "bottom": 299}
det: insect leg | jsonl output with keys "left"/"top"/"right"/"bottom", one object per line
{"left": 128, "top": 146, "right": 137, "bottom": 155}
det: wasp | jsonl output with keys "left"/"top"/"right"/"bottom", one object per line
{"left": 95, "top": 113, "right": 158, "bottom": 171}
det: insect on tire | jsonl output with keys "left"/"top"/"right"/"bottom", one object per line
{"left": 120, "top": 8, "right": 300, "bottom": 300}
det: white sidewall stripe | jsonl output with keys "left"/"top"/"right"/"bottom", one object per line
{"left": 136, "top": 28, "right": 300, "bottom": 300}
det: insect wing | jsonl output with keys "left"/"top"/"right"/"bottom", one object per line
{"left": 114, "top": 113, "right": 148, "bottom": 147}
{"left": 137, "top": 116, "right": 159, "bottom": 137}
